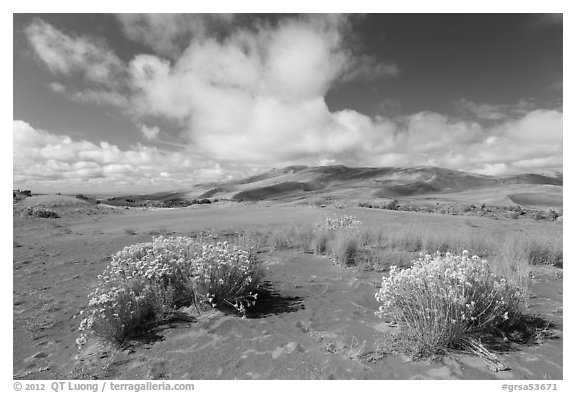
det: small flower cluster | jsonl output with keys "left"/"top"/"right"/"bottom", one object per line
{"left": 318, "top": 214, "right": 362, "bottom": 232}
{"left": 375, "top": 250, "right": 523, "bottom": 355}
{"left": 77, "top": 236, "right": 262, "bottom": 347}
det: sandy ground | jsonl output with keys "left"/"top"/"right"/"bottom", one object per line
{"left": 414, "top": 184, "right": 562, "bottom": 208}
{"left": 12, "top": 200, "right": 562, "bottom": 379}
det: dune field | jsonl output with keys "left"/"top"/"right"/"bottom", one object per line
{"left": 13, "top": 183, "right": 563, "bottom": 379}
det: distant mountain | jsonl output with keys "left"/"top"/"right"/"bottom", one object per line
{"left": 185, "top": 165, "right": 563, "bottom": 202}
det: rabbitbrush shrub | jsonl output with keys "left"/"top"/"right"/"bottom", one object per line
{"left": 375, "top": 251, "right": 523, "bottom": 357}
{"left": 77, "top": 236, "right": 262, "bottom": 346}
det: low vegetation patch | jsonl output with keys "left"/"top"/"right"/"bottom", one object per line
{"left": 77, "top": 236, "right": 262, "bottom": 346}
{"left": 321, "top": 214, "right": 362, "bottom": 231}
{"left": 375, "top": 251, "right": 525, "bottom": 362}
{"left": 359, "top": 200, "right": 562, "bottom": 222}
{"left": 268, "top": 215, "right": 363, "bottom": 265}
{"left": 523, "top": 236, "right": 563, "bottom": 268}
{"left": 21, "top": 206, "right": 60, "bottom": 218}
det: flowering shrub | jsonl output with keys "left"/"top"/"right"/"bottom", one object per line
{"left": 77, "top": 236, "right": 262, "bottom": 346}
{"left": 320, "top": 214, "right": 362, "bottom": 231}
{"left": 375, "top": 251, "right": 523, "bottom": 356}
{"left": 193, "top": 241, "right": 261, "bottom": 312}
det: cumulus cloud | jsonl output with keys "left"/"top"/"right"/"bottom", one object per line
{"left": 125, "top": 15, "right": 402, "bottom": 163}
{"left": 460, "top": 109, "right": 563, "bottom": 174}
{"left": 13, "top": 121, "right": 227, "bottom": 192}
{"left": 19, "top": 14, "right": 563, "bottom": 190}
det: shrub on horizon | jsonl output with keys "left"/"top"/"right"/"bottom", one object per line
{"left": 22, "top": 206, "right": 59, "bottom": 218}
{"left": 321, "top": 214, "right": 362, "bottom": 231}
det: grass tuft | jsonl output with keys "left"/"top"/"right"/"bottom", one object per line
{"left": 332, "top": 231, "right": 360, "bottom": 266}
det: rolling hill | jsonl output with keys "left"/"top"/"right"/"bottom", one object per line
{"left": 183, "top": 165, "right": 563, "bottom": 207}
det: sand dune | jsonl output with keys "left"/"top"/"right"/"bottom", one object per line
{"left": 184, "top": 165, "right": 563, "bottom": 206}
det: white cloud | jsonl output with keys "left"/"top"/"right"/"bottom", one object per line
{"left": 473, "top": 163, "right": 509, "bottom": 176}
{"left": 456, "top": 109, "right": 562, "bottom": 172}
{"left": 494, "top": 109, "right": 563, "bottom": 144}
{"left": 47, "top": 81, "right": 66, "bottom": 94}
{"left": 125, "top": 15, "right": 401, "bottom": 163}
{"left": 26, "top": 19, "right": 125, "bottom": 86}
{"left": 139, "top": 125, "right": 160, "bottom": 141}
{"left": 20, "top": 15, "right": 563, "bottom": 189}
{"left": 13, "top": 121, "right": 227, "bottom": 192}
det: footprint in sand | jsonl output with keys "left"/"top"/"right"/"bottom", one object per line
{"left": 25, "top": 351, "right": 49, "bottom": 361}
{"left": 295, "top": 320, "right": 310, "bottom": 333}
{"left": 35, "top": 340, "right": 52, "bottom": 348}
{"left": 271, "top": 342, "right": 305, "bottom": 359}
{"left": 147, "top": 360, "right": 169, "bottom": 379}
{"left": 424, "top": 366, "right": 457, "bottom": 379}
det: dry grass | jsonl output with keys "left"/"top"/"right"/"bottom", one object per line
{"left": 312, "top": 228, "right": 331, "bottom": 254}
{"left": 261, "top": 215, "right": 561, "bottom": 297}
{"left": 269, "top": 230, "right": 293, "bottom": 250}
{"left": 268, "top": 225, "right": 315, "bottom": 252}
{"left": 332, "top": 231, "right": 360, "bottom": 266}
{"left": 522, "top": 235, "right": 563, "bottom": 267}
{"left": 379, "top": 225, "right": 493, "bottom": 256}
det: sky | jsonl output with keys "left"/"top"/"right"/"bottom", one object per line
{"left": 13, "top": 13, "right": 563, "bottom": 193}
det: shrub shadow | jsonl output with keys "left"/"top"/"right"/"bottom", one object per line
{"left": 478, "top": 314, "right": 560, "bottom": 354}
{"left": 246, "top": 281, "right": 305, "bottom": 318}
{"left": 123, "top": 311, "right": 198, "bottom": 348}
